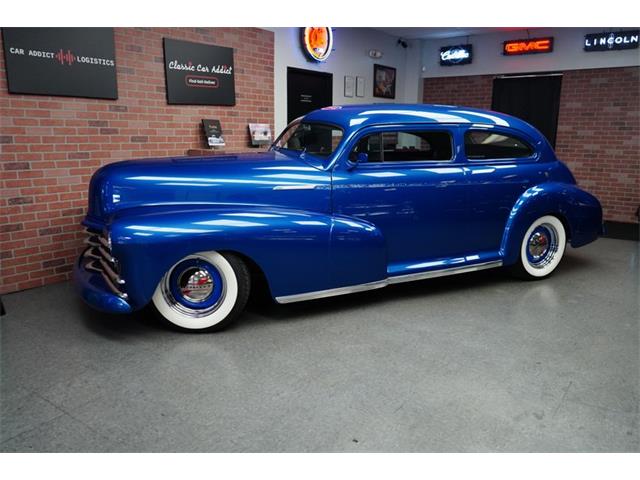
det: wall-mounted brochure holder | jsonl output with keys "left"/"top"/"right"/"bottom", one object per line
{"left": 249, "top": 123, "right": 272, "bottom": 147}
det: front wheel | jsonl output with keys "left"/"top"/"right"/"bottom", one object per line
{"left": 510, "top": 215, "right": 567, "bottom": 280}
{"left": 152, "top": 251, "right": 250, "bottom": 332}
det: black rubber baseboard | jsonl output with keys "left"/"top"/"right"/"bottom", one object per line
{"left": 603, "top": 221, "right": 639, "bottom": 241}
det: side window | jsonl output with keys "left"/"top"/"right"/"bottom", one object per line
{"left": 351, "top": 133, "right": 383, "bottom": 162}
{"left": 465, "top": 130, "right": 533, "bottom": 160}
{"left": 350, "top": 130, "right": 453, "bottom": 163}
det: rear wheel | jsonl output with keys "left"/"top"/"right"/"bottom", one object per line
{"left": 510, "top": 215, "right": 566, "bottom": 279}
{"left": 152, "top": 251, "right": 250, "bottom": 332}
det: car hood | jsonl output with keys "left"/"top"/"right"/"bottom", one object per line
{"left": 86, "top": 150, "right": 332, "bottom": 221}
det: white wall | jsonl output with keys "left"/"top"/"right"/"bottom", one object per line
{"left": 272, "top": 27, "right": 423, "bottom": 134}
{"left": 421, "top": 28, "right": 640, "bottom": 78}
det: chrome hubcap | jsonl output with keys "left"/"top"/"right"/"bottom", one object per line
{"left": 160, "top": 256, "right": 226, "bottom": 318}
{"left": 528, "top": 231, "right": 550, "bottom": 261}
{"left": 178, "top": 268, "right": 214, "bottom": 303}
{"left": 526, "top": 223, "right": 559, "bottom": 269}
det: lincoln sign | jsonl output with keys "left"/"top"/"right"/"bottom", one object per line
{"left": 584, "top": 30, "right": 639, "bottom": 52}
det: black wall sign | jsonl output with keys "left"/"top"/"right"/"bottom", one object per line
{"left": 584, "top": 30, "right": 639, "bottom": 51}
{"left": 440, "top": 44, "right": 473, "bottom": 66}
{"left": 163, "top": 38, "right": 235, "bottom": 106}
{"left": 2, "top": 28, "right": 117, "bottom": 99}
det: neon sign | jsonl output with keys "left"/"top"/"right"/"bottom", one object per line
{"left": 584, "top": 31, "right": 639, "bottom": 52}
{"left": 439, "top": 44, "right": 473, "bottom": 66}
{"left": 503, "top": 37, "right": 554, "bottom": 56}
{"left": 302, "top": 27, "right": 333, "bottom": 62}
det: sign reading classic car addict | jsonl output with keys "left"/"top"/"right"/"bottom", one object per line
{"left": 2, "top": 28, "right": 117, "bottom": 99}
{"left": 439, "top": 44, "right": 473, "bottom": 66}
{"left": 163, "top": 38, "right": 235, "bottom": 106}
{"left": 584, "top": 30, "right": 639, "bottom": 51}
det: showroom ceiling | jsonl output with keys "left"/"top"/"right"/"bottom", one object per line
{"left": 373, "top": 27, "right": 529, "bottom": 39}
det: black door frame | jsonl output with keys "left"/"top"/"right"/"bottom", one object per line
{"left": 287, "top": 66, "right": 333, "bottom": 123}
{"left": 491, "top": 72, "right": 563, "bottom": 147}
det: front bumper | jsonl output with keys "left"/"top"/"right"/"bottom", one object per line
{"left": 73, "top": 248, "right": 132, "bottom": 314}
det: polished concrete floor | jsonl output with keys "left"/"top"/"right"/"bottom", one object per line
{"left": 1, "top": 238, "right": 638, "bottom": 452}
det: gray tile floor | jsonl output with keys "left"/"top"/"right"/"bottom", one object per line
{"left": 1, "top": 238, "right": 638, "bottom": 452}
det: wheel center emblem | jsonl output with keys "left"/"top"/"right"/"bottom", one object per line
{"left": 179, "top": 268, "right": 214, "bottom": 302}
{"left": 528, "top": 231, "right": 549, "bottom": 260}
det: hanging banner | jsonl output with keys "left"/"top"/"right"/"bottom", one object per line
{"left": 2, "top": 27, "right": 117, "bottom": 99}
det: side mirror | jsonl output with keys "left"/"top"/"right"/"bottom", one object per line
{"left": 356, "top": 152, "right": 369, "bottom": 164}
{"left": 347, "top": 151, "right": 368, "bottom": 170}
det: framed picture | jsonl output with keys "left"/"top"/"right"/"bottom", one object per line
{"left": 344, "top": 75, "right": 355, "bottom": 97}
{"left": 356, "top": 76, "right": 365, "bottom": 97}
{"left": 373, "top": 64, "right": 396, "bottom": 99}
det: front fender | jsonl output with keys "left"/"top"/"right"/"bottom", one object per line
{"left": 501, "top": 182, "right": 602, "bottom": 265}
{"left": 108, "top": 205, "right": 339, "bottom": 310}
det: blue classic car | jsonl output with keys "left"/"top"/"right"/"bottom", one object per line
{"left": 74, "top": 104, "right": 602, "bottom": 331}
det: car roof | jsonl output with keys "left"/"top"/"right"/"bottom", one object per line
{"left": 302, "top": 103, "right": 541, "bottom": 139}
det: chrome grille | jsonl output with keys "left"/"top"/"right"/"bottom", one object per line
{"left": 83, "top": 228, "right": 127, "bottom": 299}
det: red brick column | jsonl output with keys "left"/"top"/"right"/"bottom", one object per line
{"left": 1, "top": 27, "right": 274, "bottom": 293}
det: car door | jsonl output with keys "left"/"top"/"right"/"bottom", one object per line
{"left": 461, "top": 126, "right": 547, "bottom": 253}
{"left": 331, "top": 125, "right": 467, "bottom": 275}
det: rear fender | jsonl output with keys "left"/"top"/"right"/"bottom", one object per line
{"left": 501, "top": 182, "right": 603, "bottom": 265}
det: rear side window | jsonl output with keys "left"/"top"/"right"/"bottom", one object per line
{"left": 351, "top": 130, "right": 453, "bottom": 163}
{"left": 465, "top": 130, "right": 533, "bottom": 160}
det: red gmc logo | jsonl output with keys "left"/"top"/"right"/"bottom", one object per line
{"left": 503, "top": 37, "right": 554, "bottom": 55}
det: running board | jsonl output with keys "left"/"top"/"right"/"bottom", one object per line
{"left": 275, "top": 260, "right": 503, "bottom": 304}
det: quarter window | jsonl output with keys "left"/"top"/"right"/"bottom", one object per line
{"left": 465, "top": 130, "right": 533, "bottom": 159}
{"left": 351, "top": 131, "right": 453, "bottom": 163}
{"left": 273, "top": 122, "right": 343, "bottom": 157}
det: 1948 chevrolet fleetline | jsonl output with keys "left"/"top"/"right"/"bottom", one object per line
{"left": 74, "top": 104, "right": 603, "bottom": 331}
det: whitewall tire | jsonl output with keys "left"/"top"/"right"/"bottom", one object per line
{"left": 511, "top": 215, "right": 567, "bottom": 279}
{"left": 152, "top": 251, "right": 250, "bottom": 332}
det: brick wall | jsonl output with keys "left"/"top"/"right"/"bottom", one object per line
{"left": 0, "top": 27, "right": 274, "bottom": 294}
{"left": 423, "top": 67, "right": 640, "bottom": 225}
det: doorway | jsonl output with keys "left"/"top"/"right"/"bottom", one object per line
{"left": 491, "top": 73, "right": 562, "bottom": 147}
{"left": 287, "top": 67, "right": 333, "bottom": 123}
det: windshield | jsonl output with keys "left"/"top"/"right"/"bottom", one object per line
{"left": 272, "top": 122, "right": 343, "bottom": 158}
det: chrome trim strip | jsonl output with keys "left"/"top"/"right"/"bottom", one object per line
{"left": 100, "top": 270, "right": 128, "bottom": 299}
{"left": 99, "top": 236, "right": 111, "bottom": 249}
{"left": 387, "top": 260, "right": 503, "bottom": 284}
{"left": 85, "top": 248, "right": 102, "bottom": 261}
{"left": 84, "top": 258, "right": 128, "bottom": 299}
{"left": 273, "top": 184, "right": 320, "bottom": 190}
{"left": 97, "top": 245, "right": 116, "bottom": 264}
{"left": 85, "top": 260, "right": 102, "bottom": 273}
{"left": 84, "top": 237, "right": 101, "bottom": 247}
{"left": 98, "top": 257, "right": 125, "bottom": 285}
{"left": 275, "top": 260, "right": 503, "bottom": 304}
{"left": 275, "top": 279, "right": 388, "bottom": 304}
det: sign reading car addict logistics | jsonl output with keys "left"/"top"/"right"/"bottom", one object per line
{"left": 439, "top": 44, "right": 473, "bottom": 66}
{"left": 503, "top": 37, "right": 554, "bottom": 56}
{"left": 2, "top": 27, "right": 117, "bottom": 99}
{"left": 584, "top": 30, "right": 639, "bottom": 52}
{"left": 163, "top": 38, "right": 235, "bottom": 106}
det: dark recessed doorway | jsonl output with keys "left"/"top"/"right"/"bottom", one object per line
{"left": 491, "top": 73, "right": 563, "bottom": 147}
{"left": 287, "top": 67, "right": 333, "bottom": 123}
